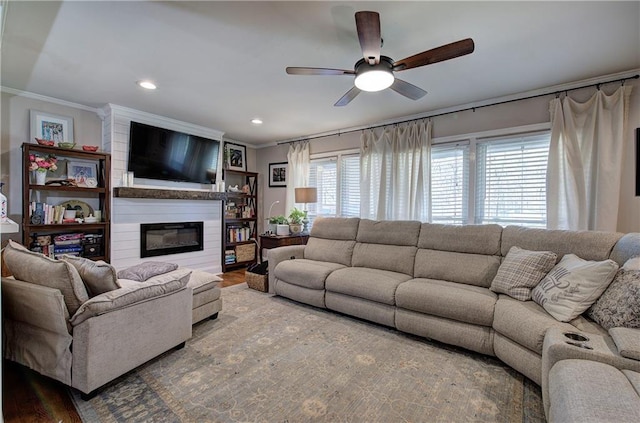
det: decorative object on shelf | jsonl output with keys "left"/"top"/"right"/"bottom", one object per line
{"left": 30, "top": 110, "right": 74, "bottom": 143}
{"left": 29, "top": 153, "right": 58, "bottom": 185}
{"left": 295, "top": 187, "right": 318, "bottom": 233}
{"left": 227, "top": 184, "right": 241, "bottom": 192}
{"left": 269, "top": 162, "right": 288, "bottom": 187}
{"left": 67, "top": 161, "right": 97, "bottom": 187}
{"left": 57, "top": 142, "right": 76, "bottom": 149}
{"left": 85, "top": 177, "right": 98, "bottom": 188}
{"left": 82, "top": 145, "right": 99, "bottom": 152}
{"left": 224, "top": 142, "right": 247, "bottom": 171}
{"left": 63, "top": 209, "right": 77, "bottom": 220}
{"left": 58, "top": 200, "right": 93, "bottom": 219}
{"left": 35, "top": 138, "right": 54, "bottom": 146}
{"left": 288, "top": 207, "right": 305, "bottom": 234}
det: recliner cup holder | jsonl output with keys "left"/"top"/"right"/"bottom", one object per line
{"left": 564, "top": 332, "right": 589, "bottom": 342}
{"left": 566, "top": 341, "right": 593, "bottom": 350}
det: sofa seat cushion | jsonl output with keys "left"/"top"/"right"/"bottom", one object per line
{"left": 396, "top": 278, "right": 498, "bottom": 326}
{"left": 548, "top": 360, "right": 640, "bottom": 423}
{"left": 70, "top": 268, "right": 192, "bottom": 326}
{"left": 493, "top": 295, "right": 575, "bottom": 354}
{"left": 274, "top": 259, "right": 345, "bottom": 290}
{"left": 325, "top": 267, "right": 412, "bottom": 305}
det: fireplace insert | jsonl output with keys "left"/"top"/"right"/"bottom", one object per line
{"left": 140, "top": 222, "right": 204, "bottom": 258}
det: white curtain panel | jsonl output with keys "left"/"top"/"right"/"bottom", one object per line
{"left": 360, "top": 120, "right": 432, "bottom": 221}
{"left": 547, "top": 85, "right": 633, "bottom": 231}
{"left": 285, "top": 142, "right": 310, "bottom": 215}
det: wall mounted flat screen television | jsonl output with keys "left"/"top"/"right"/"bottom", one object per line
{"left": 128, "top": 121, "right": 220, "bottom": 184}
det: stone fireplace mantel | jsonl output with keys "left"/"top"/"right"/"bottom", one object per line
{"left": 113, "top": 187, "right": 241, "bottom": 201}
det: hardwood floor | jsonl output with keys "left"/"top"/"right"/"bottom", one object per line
{"left": 2, "top": 269, "right": 248, "bottom": 423}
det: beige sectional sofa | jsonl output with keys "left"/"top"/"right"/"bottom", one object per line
{"left": 268, "top": 217, "right": 640, "bottom": 422}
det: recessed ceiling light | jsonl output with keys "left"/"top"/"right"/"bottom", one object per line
{"left": 250, "top": 118, "right": 263, "bottom": 125}
{"left": 137, "top": 80, "right": 157, "bottom": 90}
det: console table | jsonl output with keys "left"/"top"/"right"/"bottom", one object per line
{"left": 259, "top": 234, "right": 309, "bottom": 262}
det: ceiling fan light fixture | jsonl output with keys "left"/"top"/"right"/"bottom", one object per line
{"left": 355, "top": 69, "right": 394, "bottom": 92}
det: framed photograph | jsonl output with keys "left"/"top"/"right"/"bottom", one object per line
{"left": 30, "top": 110, "right": 74, "bottom": 143}
{"left": 67, "top": 161, "right": 98, "bottom": 187}
{"left": 225, "top": 142, "right": 247, "bottom": 171}
{"left": 269, "top": 162, "right": 288, "bottom": 187}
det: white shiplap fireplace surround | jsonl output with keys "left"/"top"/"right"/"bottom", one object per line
{"left": 100, "top": 104, "right": 225, "bottom": 274}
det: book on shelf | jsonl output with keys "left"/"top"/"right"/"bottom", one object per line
{"left": 29, "top": 202, "right": 71, "bottom": 225}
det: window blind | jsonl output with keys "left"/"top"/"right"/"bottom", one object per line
{"left": 430, "top": 143, "right": 469, "bottom": 224}
{"left": 340, "top": 154, "right": 360, "bottom": 217}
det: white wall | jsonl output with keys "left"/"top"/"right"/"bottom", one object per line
{"left": 256, "top": 74, "right": 640, "bottom": 233}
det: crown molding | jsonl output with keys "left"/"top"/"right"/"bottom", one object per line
{"left": 0, "top": 86, "right": 100, "bottom": 113}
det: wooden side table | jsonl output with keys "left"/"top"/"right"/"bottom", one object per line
{"left": 259, "top": 234, "right": 309, "bottom": 262}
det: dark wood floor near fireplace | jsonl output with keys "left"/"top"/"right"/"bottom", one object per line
{"left": 2, "top": 269, "right": 246, "bottom": 423}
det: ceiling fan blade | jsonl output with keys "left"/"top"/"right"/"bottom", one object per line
{"left": 286, "top": 67, "right": 355, "bottom": 76}
{"left": 393, "top": 38, "right": 475, "bottom": 71}
{"left": 334, "top": 87, "right": 361, "bottom": 107}
{"left": 355, "top": 11, "right": 381, "bottom": 65}
{"left": 390, "top": 78, "right": 427, "bottom": 100}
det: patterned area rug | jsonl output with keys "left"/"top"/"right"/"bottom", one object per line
{"left": 72, "top": 284, "right": 545, "bottom": 422}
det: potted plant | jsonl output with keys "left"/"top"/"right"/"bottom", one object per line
{"left": 268, "top": 215, "right": 289, "bottom": 235}
{"left": 288, "top": 207, "right": 305, "bottom": 234}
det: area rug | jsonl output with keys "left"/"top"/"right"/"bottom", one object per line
{"left": 72, "top": 284, "right": 545, "bottom": 422}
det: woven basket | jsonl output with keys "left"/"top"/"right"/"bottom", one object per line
{"left": 246, "top": 271, "right": 268, "bottom": 292}
{"left": 236, "top": 243, "right": 255, "bottom": 263}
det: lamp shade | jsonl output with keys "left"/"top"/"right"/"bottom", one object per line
{"left": 295, "top": 187, "right": 317, "bottom": 203}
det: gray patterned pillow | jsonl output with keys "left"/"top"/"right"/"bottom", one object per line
{"left": 117, "top": 261, "right": 178, "bottom": 282}
{"left": 587, "top": 269, "right": 640, "bottom": 330}
{"left": 490, "top": 246, "right": 557, "bottom": 301}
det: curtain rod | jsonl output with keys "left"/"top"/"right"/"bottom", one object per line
{"left": 276, "top": 74, "right": 639, "bottom": 146}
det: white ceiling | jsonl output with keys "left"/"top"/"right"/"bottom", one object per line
{"left": 2, "top": 1, "right": 639, "bottom": 146}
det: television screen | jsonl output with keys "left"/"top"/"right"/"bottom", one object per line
{"left": 128, "top": 121, "right": 220, "bottom": 184}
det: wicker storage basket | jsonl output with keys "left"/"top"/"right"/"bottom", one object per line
{"left": 236, "top": 243, "right": 256, "bottom": 263}
{"left": 246, "top": 271, "right": 268, "bottom": 292}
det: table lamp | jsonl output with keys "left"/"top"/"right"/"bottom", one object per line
{"left": 295, "top": 187, "right": 317, "bottom": 234}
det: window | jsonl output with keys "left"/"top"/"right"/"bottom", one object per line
{"left": 430, "top": 143, "right": 469, "bottom": 224}
{"left": 475, "top": 133, "right": 550, "bottom": 227}
{"left": 430, "top": 129, "right": 550, "bottom": 227}
{"left": 306, "top": 152, "right": 359, "bottom": 226}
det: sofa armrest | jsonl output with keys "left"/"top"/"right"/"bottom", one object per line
{"left": 69, "top": 268, "right": 192, "bottom": 326}
{"left": 267, "top": 245, "right": 306, "bottom": 294}
{"left": 610, "top": 328, "right": 640, "bottom": 360}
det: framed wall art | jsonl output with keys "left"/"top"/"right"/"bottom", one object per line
{"left": 269, "top": 162, "right": 288, "bottom": 187}
{"left": 225, "top": 142, "right": 247, "bottom": 172}
{"left": 30, "top": 110, "right": 74, "bottom": 143}
{"left": 67, "top": 161, "right": 97, "bottom": 187}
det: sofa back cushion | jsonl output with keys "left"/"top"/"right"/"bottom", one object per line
{"left": 61, "top": 255, "right": 120, "bottom": 297}
{"left": 501, "top": 226, "right": 623, "bottom": 262}
{"left": 610, "top": 233, "right": 640, "bottom": 266}
{"left": 309, "top": 217, "right": 360, "bottom": 240}
{"left": 350, "top": 220, "right": 420, "bottom": 275}
{"left": 414, "top": 249, "right": 501, "bottom": 288}
{"left": 418, "top": 223, "right": 503, "bottom": 255}
{"left": 3, "top": 240, "right": 89, "bottom": 315}
{"left": 304, "top": 238, "right": 356, "bottom": 267}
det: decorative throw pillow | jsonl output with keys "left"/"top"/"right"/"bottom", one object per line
{"left": 2, "top": 240, "right": 89, "bottom": 314}
{"left": 61, "top": 255, "right": 120, "bottom": 297}
{"left": 587, "top": 269, "right": 640, "bottom": 329}
{"left": 531, "top": 254, "right": 619, "bottom": 322}
{"left": 490, "top": 246, "right": 557, "bottom": 301}
{"left": 117, "top": 261, "right": 179, "bottom": 282}
{"left": 623, "top": 255, "right": 640, "bottom": 271}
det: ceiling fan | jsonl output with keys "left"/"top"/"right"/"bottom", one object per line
{"left": 286, "top": 11, "right": 475, "bottom": 106}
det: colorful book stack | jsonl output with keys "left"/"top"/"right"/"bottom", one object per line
{"left": 227, "top": 226, "right": 251, "bottom": 243}
{"left": 52, "top": 233, "right": 84, "bottom": 258}
{"left": 225, "top": 249, "right": 236, "bottom": 265}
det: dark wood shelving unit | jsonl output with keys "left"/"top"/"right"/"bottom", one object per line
{"left": 22, "top": 143, "right": 111, "bottom": 262}
{"left": 222, "top": 170, "right": 258, "bottom": 271}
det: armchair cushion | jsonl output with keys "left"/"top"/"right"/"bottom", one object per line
{"left": 116, "top": 261, "right": 178, "bottom": 282}
{"left": 61, "top": 255, "right": 120, "bottom": 296}
{"left": 70, "top": 268, "right": 191, "bottom": 326}
{"left": 609, "top": 327, "right": 640, "bottom": 360}
{"left": 3, "top": 240, "right": 89, "bottom": 314}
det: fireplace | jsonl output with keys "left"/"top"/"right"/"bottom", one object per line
{"left": 140, "top": 222, "right": 204, "bottom": 258}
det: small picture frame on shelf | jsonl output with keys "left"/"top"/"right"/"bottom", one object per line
{"left": 225, "top": 142, "right": 247, "bottom": 171}
{"left": 67, "top": 161, "right": 97, "bottom": 187}
{"left": 30, "top": 110, "right": 74, "bottom": 143}
{"left": 269, "top": 162, "right": 288, "bottom": 187}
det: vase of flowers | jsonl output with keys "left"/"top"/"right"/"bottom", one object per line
{"left": 29, "top": 154, "right": 58, "bottom": 185}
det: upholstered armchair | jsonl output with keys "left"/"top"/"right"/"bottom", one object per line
{"left": 1, "top": 240, "right": 193, "bottom": 398}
